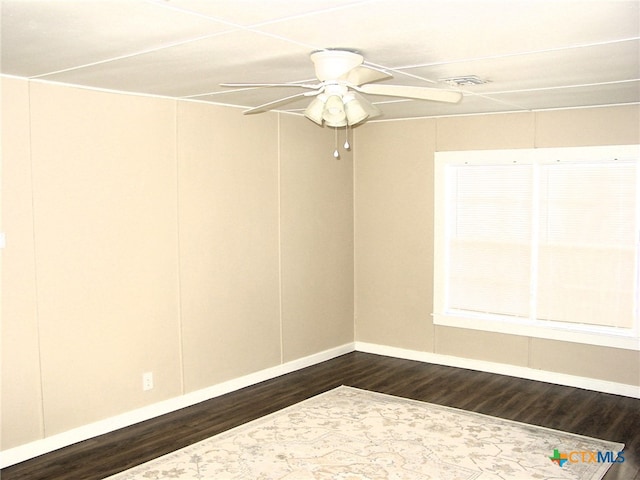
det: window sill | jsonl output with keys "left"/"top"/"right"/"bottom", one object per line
{"left": 432, "top": 312, "right": 640, "bottom": 351}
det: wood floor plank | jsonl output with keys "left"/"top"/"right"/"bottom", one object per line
{"left": 2, "top": 352, "right": 638, "bottom": 479}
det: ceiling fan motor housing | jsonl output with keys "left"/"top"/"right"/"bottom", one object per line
{"left": 310, "top": 49, "right": 364, "bottom": 81}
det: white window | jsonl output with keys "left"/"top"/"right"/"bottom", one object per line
{"left": 433, "top": 145, "right": 640, "bottom": 350}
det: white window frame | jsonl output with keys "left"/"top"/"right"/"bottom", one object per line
{"left": 433, "top": 145, "right": 640, "bottom": 351}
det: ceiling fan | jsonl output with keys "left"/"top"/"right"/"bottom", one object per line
{"left": 221, "top": 48, "right": 463, "bottom": 128}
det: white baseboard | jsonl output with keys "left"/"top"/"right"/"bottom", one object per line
{"left": 4, "top": 340, "right": 638, "bottom": 468}
{"left": 355, "top": 341, "right": 640, "bottom": 399}
{"left": 0, "top": 342, "right": 355, "bottom": 468}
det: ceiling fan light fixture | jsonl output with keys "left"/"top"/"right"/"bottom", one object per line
{"left": 322, "top": 94, "right": 347, "bottom": 127}
{"left": 226, "top": 48, "right": 466, "bottom": 129}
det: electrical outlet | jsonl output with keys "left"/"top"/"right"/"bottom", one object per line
{"left": 142, "top": 372, "right": 153, "bottom": 391}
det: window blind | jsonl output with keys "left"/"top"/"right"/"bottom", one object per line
{"left": 537, "top": 161, "right": 636, "bottom": 328}
{"left": 445, "top": 155, "right": 637, "bottom": 331}
{"left": 447, "top": 164, "right": 532, "bottom": 318}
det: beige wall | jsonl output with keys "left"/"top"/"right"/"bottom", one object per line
{"left": 2, "top": 75, "right": 638, "bottom": 453}
{"left": 28, "top": 82, "right": 183, "bottom": 436}
{"left": 1, "top": 78, "right": 44, "bottom": 447}
{"left": 1, "top": 78, "right": 354, "bottom": 449}
{"left": 354, "top": 119, "right": 436, "bottom": 351}
{"left": 177, "top": 101, "right": 281, "bottom": 392}
{"left": 279, "top": 115, "right": 354, "bottom": 361}
{"left": 355, "top": 105, "right": 640, "bottom": 387}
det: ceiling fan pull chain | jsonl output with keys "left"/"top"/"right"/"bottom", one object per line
{"left": 333, "top": 127, "right": 340, "bottom": 159}
{"left": 344, "top": 124, "right": 350, "bottom": 150}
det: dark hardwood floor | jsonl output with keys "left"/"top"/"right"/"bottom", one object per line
{"left": 3, "top": 352, "right": 639, "bottom": 479}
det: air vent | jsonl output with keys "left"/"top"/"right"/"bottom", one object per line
{"left": 441, "top": 75, "right": 489, "bottom": 87}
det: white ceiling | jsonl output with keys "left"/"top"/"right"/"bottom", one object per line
{"left": 2, "top": 0, "right": 639, "bottom": 121}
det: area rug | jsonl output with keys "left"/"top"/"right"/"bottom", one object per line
{"left": 106, "top": 386, "right": 624, "bottom": 480}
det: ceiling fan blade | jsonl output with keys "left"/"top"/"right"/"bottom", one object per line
{"left": 343, "top": 65, "right": 392, "bottom": 86}
{"left": 357, "top": 84, "right": 463, "bottom": 103}
{"left": 221, "top": 82, "right": 320, "bottom": 90}
{"left": 243, "top": 91, "right": 318, "bottom": 115}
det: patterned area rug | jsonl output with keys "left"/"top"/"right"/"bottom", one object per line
{"left": 107, "top": 386, "right": 624, "bottom": 480}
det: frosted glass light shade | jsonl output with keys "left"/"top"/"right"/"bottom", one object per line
{"left": 322, "top": 95, "right": 347, "bottom": 127}
{"left": 344, "top": 97, "right": 368, "bottom": 125}
{"left": 305, "top": 96, "right": 326, "bottom": 125}
{"left": 304, "top": 90, "right": 371, "bottom": 127}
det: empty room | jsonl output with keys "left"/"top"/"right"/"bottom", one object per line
{"left": 1, "top": 1, "right": 639, "bottom": 479}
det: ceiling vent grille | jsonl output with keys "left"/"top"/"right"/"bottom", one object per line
{"left": 442, "top": 75, "right": 489, "bottom": 87}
